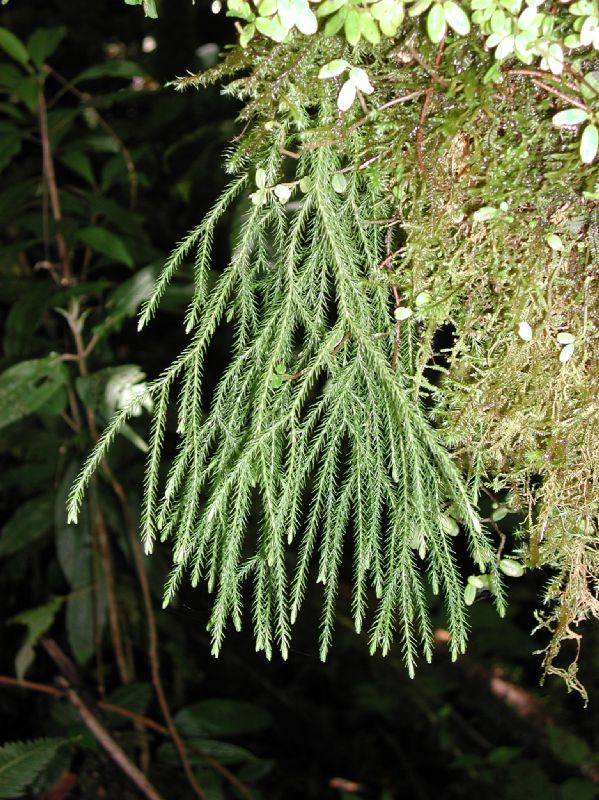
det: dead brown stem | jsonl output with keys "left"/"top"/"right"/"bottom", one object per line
{"left": 404, "top": 41, "right": 449, "bottom": 87}
{"left": 90, "top": 481, "right": 132, "bottom": 685}
{"left": 106, "top": 471, "right": 208, "bottom": 800}
{"left": 38, "top": 87, "right": 71, "bottom": 284}
{"left": 0, "top": 673, "right": 253, "bottom": 800}
{"left": 56, "top": 676, "right": 164, "bottom": 800}
{"left": 505, "top": 67, "right": 580, "bottom": 93}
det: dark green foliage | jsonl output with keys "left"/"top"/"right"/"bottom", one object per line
{"left": 0, "top": 739, "right": 67, "bottom": 799}
{"left": 0, "top": 7, "right": 278, "bottom": 796}
{"left": 0, "top": 359, "right": 69, "bottom": 430}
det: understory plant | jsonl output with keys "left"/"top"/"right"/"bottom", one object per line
{"left": 70, "top": 0, "right": 599, "bottom": 695}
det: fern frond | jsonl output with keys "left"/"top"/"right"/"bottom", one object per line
{"left": 138, "top": 172, "right": 248, "bottom": 331}
{"left": 0, "top": 738, "right": 66, "bottom": 799}
{"left": 67, "top": 389, "right": 153, "bottom": 524}
{"left": 70, "top": 103, "right": 501, "bottom": 671}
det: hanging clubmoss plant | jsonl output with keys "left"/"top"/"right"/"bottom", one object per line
{"left": 70, "top": 0, "right": 598, "bottom": 694}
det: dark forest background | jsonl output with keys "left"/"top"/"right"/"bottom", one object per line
{"left": 1, "top": 2, "right": 599, "bottom": 798}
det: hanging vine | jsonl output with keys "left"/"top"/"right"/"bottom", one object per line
{"left": 70, "top": 0, "right": 598, "bottom": 694}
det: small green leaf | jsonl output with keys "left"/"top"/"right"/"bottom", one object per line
{"left": 394, "top": 306, "right": 413, "bottom": 321}
{"left": 545, "top": 233, "right": 563, "bottom": 251}
{"left": 0, "top": 27, "right": 30, "bottom": 67}
{"left": 559, "top": 343, "right": 575, "bottom": 363}
{"left": 563, "top": 34, "right": 582, "bottom": 49}
{"left": 443, "top": 1, "right": 470, "bottom": 35}
{"left": 415, "top": 291, "right": 431, "bottom": 307}
{"left": 60, "top": 150, "right": 95, "bottom": 185}
{"left": 483, "top": 62, "right": 502, "bottom": 84}
{"left": 491, "top": 506, "right": 508, "bottom": 521}
{"left": 295, "top": 0, "right": 318, "bottom": 34}
{"left": 477, "top": 574, "right": 495, "bottom": 592}
{"left": 426, "top": 3, "right": 447, "bottom": 43}
{"left": 273, "top": 183, "right": 291, "bottom": 203}
{"left": 490, "top": 8, "right": 507, "bottom": 34}
{"left": 143, "top": 0, "right": 159, "bottom": 17}
{"left": 487, "top": 746, "right": 522, "bottom": 765}
{"left": 556, "top": 331, "right": 575, "bottom": 345}
{"left": 349, "top": 66, "right": 374, "bottom": 94}
{"left": 517, "top": 7, "right": 537, "bottom": 29}
{"left": 580, "top": 71, "right": 599, "bottom": 101}
{"left": 323, "top": 9, "right": 346, "bottom": 35}
{"left": 250, "top": 188, "right": 268, "bottom": 206}
{"left": 15, "top": 75, "right": 39, "bottom": 112}
{"left": 331, "top": 172, "right": 348, "bottom": 193}
{"left": 259, "top": 0, "right": 278, "bottom": 15}
{"left": 255, "top": 167, "right": 267, "bottom": 188}
{"left": 567, "top": 0, "right": 590, "bottom": 13}
{"left": 55, "top": 463, "right": 96, "bottom": 665}
{"left": 468, "top": 574, "right": 485, "bottom": 588}
{"left": 299, "top": 176, "right": 312, "bottom": 193}
{"left": 473, "top": 206, "right": 498, "bottom": 222}
{"left": 464, "top": 582, "right": 477, "bottom": 605}
{"left": 26, "top": 27, "right": 65, "bottom": 68}
{"left": 546, "top": 43, "right": 563, "bottom": 76}
{"left": 239, "top": 22, "right": 256, "bottom": 45}
{"left": 0, "top": 358, "right": 68, "bottom": 430}
{"left": 78, "top": 226, "right": 134, "bottom": 268}
{"left": 440, "top": 513, "right": 459, "bottom": 536}
{"left": 9, "top": 597, "right": 64, "bottom": 679}
{"left": 318, "top": 58, "right": 349, "bottom": 79}
{"left": 360, "top": 13, "right": 381, "bottom": 44}
{"left": 375, "top": 0, "right": 404, "bottom": 36}
{"left": 65, "top": 587, "right": 95, "bottom": 665}
{"left": 580, "top": 14, "right": 599, "bottom": 46}
{"left": 0, "top": 738, "right": 68, "bottom": 799}
{"left": 494, "top": 35, "right": 515, "bottom": 60}
{"left": 316, "top": 0, "right": 347, "bottom": 16}
{"left": 226, "top": 0, "right": 255, "bottom": 20}
{"left": 0, "top": 494, "right": 54, "bottom": 558}
{"left": 409, "top": 0, "right": 433, "bottom": 16}
{"left": 498, "top": 558, "right": 524, "bottom": 578}
{"left": 580, "top": 124, "right": 598, "bottom": 164}
{"left": 344, "top": 8, "right": 362, "bottom": 45}
{"left": 74, "top": 59, "right": 144, "bottom": 83}
{"left": 255, "top": 15, "right": 288, "bottom": 41}
{"left": 552, "top": 108, "right": 589, "bottom": 127}
{"left": 105, "top": 683, "right": 153, "bottom": 721}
